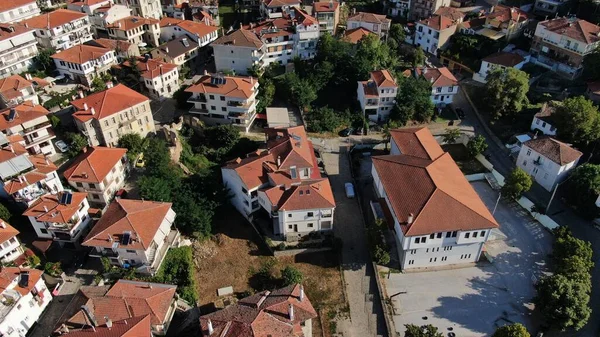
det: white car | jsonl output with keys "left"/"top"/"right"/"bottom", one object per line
{"left": 345, "top": 183, "right": 355, "bottom": 198}
{"left": 55, "top": 140, "right": 69, "bottom": 153}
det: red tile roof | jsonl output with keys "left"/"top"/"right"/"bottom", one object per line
{"left": 123, "top": 57, "right": 178, "bottom": 80}
{"left": 414, "top": 67, "right": 458, "bottom": 87}
{"left": 347, "top": 11, "right": 390, "bottom": 24}
{"left": 0, "top": 267, "right": 42, "bottom": 296}
{"left": 434, "top": 6, "right": 465, "bottom": 21}
{"left": 371, "top": 69, "right": 396, "bottom": 87}
{"left": 211, "top": 28, "right": 264, "bottom": 48}
{"left": 176, "top": 19, "right": 218, "bottom": 37}
{"left": 0, "top": 102, "right": 49, "bottom": 132}
{"left": 344, "top": 27, "right": 375, "bottom": 43}
{"left": 524, "top": 137, "right": 582, "bottom": 165}
{"left": 418, "top": 14, "right": 459, "bottom": 31}
{"left": 264, "top": 0, "right": 300, "bottom": 8}
{"left": 107, "top": 16, "right": 158, "bottom": 30}
{"left": 82, "top": 199, "right": 173, "bottom": 250}
{"left": 540, "top": 17, "right": 600, "bottom": 44}
{"left": 71, "top": 84, "right": 149, "bottom": 123}
{"left": 313, "top": 1, "right": 339, "bottom": 12}
{"left": 63, "top": 147, "right": 127, "bottom": 184}
{"left": 200, "top": 284, "right": 317, "bottom": 337}
{"left": 0, "top": 0, "right": 36, "bottom": 14}
{"left": 482, "top": 51, "right": 525, "bottom": 67}
{"left": 185, "top": 74, "right": 257, "bottom": 99}
{"left": 0, "top": 135, "right": 28, "bottom": 163}
{"left": 85, "top": 38, "right": 133, "bottom": 52}
{"left": 533, "top": 101, "right": 558, "bottom": 125}
{"left": 0, "top": 220, "right": 19, "bottom": 244}
{"left": 51, "top": 44, "right": 113, "bottom": 64}
{"left": 21, "top": 9, "right": 87, "bottom": 30}
{"left": 373, "top": 127, "right": 498, "bottom": 236}
{"left": 0, "top": 24, "right": 33, "bottom": 43}
{"left": 486, "top": 5, "right": 528, "bottom": 24}
{"left": 0, "top": 75, "right": 33, "bottom": 101}
{"left": 389, "top": 127, "right": 445, "bottom": 160}
{"left": 3, "top": 154, "right": 57, "bottom": 195}
{"left": 158, "top": 16, "right": 183, "bottom": 28}
{"left": 23, "top": 191, "right": 87, "bottom": 223}
{"left": 60, "top": 315, "right": 152, "bottom": 337}
{"left": 263, "top": 178, "right": 335, "bottom": 211}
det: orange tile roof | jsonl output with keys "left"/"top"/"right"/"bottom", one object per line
{"left": 313, "top": 1, "right": 339, "bottom": 12}
{"left": 21, "top": 9, "right": 87, "bottom": 30}
{"left": 185, "top": 74, "right": 257, "bottom": 99}
{"left": 159, "top": 16, "right": 183, "bottom": 28}
{"left": 0, "top": 220, "right": 19, "bottom": 244}
{"left": 51, "top": 44, "right": 112, "bottom": 64}
{"left": 389, "top": 127, "right": 444, "bottom": 160}
{"left": 0, "top": 75, "right": 33, "bottom": 101}
{"left": 3, "top": 153, "right": 57, "bottom": 194}
{"left": 0, "top": 267, "right": 42, "bottom": 296}
{"left": 31, "top": 77, "right": 51, "bottom": 88}
{"left": 414, "top": 67, "right": 458, "bottom": 87}
{"left": 211, "top": 28, "right": 264, "bottom": 48}
{"left": 267, "top": 179, "right": 335, "bottom": 211}
{"left": 434, "top": 6, "right": 465, "bottom": 21}
{"left": 176, "top": 19, "right": 218, "bottom": 37}
{"left": 0, "top": 0, "right": 36, "bottom": 14}
{"left": 0, "top": 24, "right": 33, "bottom": 43}
{"left": 107, "top": 16, "right": 159, "bottom": 30}
{"left": 347, "top": 11, "right": 390, "bottom": 24}
{"left": 540, "top": 17, "right": 600, "bottom": 44}
{"left": 200, "top": 284, "right": 317, "bottom": 337}
{"left": 123, "top": 57, "right": 178, "bottom": 80}
{"left": 0, "top": 135, "right": 28, "bottom": 163}
{"left": 68, "top": 0, "right": 109, "bottom": 7}
{"left": 418, "top": 14, "right": 459, "bottom": 30}
{"left": 291, "top": 7, "right": 317, "bottom": 26}
{"left": 264, "top": 0, "right": 300, "bottom": 7}
{"left": 193, "top": 10, "right": 216, "bottom": 26}
{"left": 371, "top": 69, "right": 396, "bottom": 87}
{"left": 23, "top": 191, "right": 87, "bottom": 223}
{"left": 71, "top": 84, "right": 149, "bottom": 123}
{"left": 63, "top": 147, "right": 127, "bottom": 184}
{"left": 486, "top": 5, "right": 528, "bottom": 23}
{"left": 360, "top": 81, "right": 378, "bottom": 97}
{"left": 482, "top": 51, "right": 524, "bottom": 67}
{"left": 344, "top": 27, "right": 375, "bottom": 43}
{"left": 0, "top": 102, "right": 49, "bottom": 132}
{"left": 85, "top": 38, "right": 133, "bottom": 52}
{"left": 524, "top": 137, "right": 582, "bottom": 165}
{"left": 373, "top": 129, "right": 499, "bottom": 236}
{"left": 60, "top": 315, "right": 152, "bottom": 337}
{"left": 82, "top": 199, "right": 173, "bottom": 250}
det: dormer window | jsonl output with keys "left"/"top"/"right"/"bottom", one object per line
{"left": 290, "top": 166, "right": 297, "bottom": 179}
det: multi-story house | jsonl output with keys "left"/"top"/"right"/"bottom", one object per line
{"left": 479, "top": 5, "right": 530, "bottom": 41}
{"left": 534, "top": 0, "right": 568, "bottom": 16}
{"left": 67, "top": 0, "right": 111, "bottom": 15}
{"left": 200, "top": 284, "right": 317, "bottom": 337}
{"left": 313, "top": 1, "right": 340, "bottom": 35}
{"left": 259, "top": 0, "right": 301, "bottom": 19}
{"left": 404, "top": 67, "right": 459, "bottom": 106}
{"left": 211, "top": 29, "right": 266, "bottom": 75}
{"left": 0, "top": 102, "right": 56, "bottom": 156}
{"left": 346, "top": 11, "right": 391, "bottom": 40}
{"left": 63, "top": 146, "right": 129, "bottom": 208}
{"left": 114, "top": 0, "right": 162, "bottom": 19}
{"left": 71, "top": 83, "right": 155, "bottom": 147}
{"left": 0, "top": 220, "right": 24, "bottom": 263}
{"left": 517, "top": 137, "right": 582, "bottom": 192}
{"left": 410, "top": 0, "right": 450, "bottom": 20}
{"left": 385, "top": 0, "right": 410, "bottom": 18}
{"left": 159, "top": 18, "right": 218, "bottom": 47}
{"left": 530, "top": 101, "right": 558, "bottom": 136}
{"left": 344, "top": 26, "right": 375, "bottom": 43}
{"left": 88, "top": 4, "right": 132, "bottom": 38}
{"left": 372, "top": 127, "right": 499, "bottom": 270}
{"left": 473, "top": 51, "right": 529, "bottom": 83}
{"left": 222, "top": 126, "right": 336, "bottom": 241}
{"left": 356, "top": 69, "right": 398, "bottom": 122}
{"left": 151, "top": 35, "right": 200, "bottom": 68}
{"left": 0, "top": 75, "right": 38, "bottom": 108}
{"left": 530, "top": 17, "right": 600, "bottom": 79}
{"left": 83, "top": 199, "right": 179, "bottom": 274}
{"left": 21, "top": 9, "right": 93, "bottom": 51}
{"left": 55, "top": 279, "right": 177, "bottom": 336}
{"left": 186, "top": 73, "right": 259, "bottom": 132}
{"left": 108, "top": 16, "right": 161, "bottom": 47}
{"left": 85, "top": 38, "right": 140, "bottom": 62}
{"left": 0, "top": 24, "right": 38, "bottom": 78}
{"left": 414, "top": 7, "right": 464, "bottom": 54}
{"left": 52, "top": 44, "right": 117, "bottom": 87}
{"left": 0, "top": 0, "right": 39, "bottom": 23}
{"left": 124, "top": 57, "right": 180, "bottom": 99}
{"left": 0, "top": 268, "right": 52, "bottom": 337}
{"left": 23, "top": 191, "right": 92, "bottom": 247}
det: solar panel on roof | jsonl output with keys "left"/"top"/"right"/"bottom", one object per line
{"left": 7, "top": 108, "right": 16, "bottom": 122}
{"left": 59, "top": 193, "right": 68, "bottom": 205}
{"left": 18, "top": 271, "right": 29, "bottom": 288}
{"left": 182, "top": 38, "right": 190, "bottom": 47}
{"left": 122, "top": 231, "right": 131, "bottom": 245}
{"left": 65, "top": 192, "right": 73, "bottom": 205}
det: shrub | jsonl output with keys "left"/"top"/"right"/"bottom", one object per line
{"left": 26, "top": 254, "right": 41, "bottom": 267}
{"left": 373, "top": 245, "right": 390, "bottom": 265}
{"left": 281, "top": 266, "right": 304, "bottom": 286}
{"left": 501, "top": 168, "right": 532, "bottom": 200}
{"left": 44, "top": 262, "right": 63, "bottom": 277}
{"left": 100, "top": 257, "right": 112, "bottom": 273}
{"left": 153, "top": 247, "right": 198, "bottom": 304}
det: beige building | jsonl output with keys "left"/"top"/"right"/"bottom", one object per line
{"left": 108, "top": 15, "right": 161, "bottom": 48}
{"left": 52, "top": 44, "right": 117, "bottom": 87}
{"left": 114, "top": 0, "right": 162, "bottom": 19}
{"left": 21, "top": 9, "right": 93, "bottom": 51}
{"left": 84, "top": 38, "right": 140, "bottom": 62}
{"left": 313, "top": 1, "right": 340, "bottom": 35}
{"left": 71, "top": 83, "right": 155, "bottom": 147}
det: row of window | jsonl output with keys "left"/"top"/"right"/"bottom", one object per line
{"left": 415, "top": 230, "right": 488, "bottom": 244}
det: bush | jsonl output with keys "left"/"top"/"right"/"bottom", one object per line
{"left": 0, "top": 203, "right": 11, "bottom": 221}
{"left": 44, "top": 262, "right": 63, "bottom": 277}
{"left": 153, "top": 246, "right": 198, "bottom": 303}
{"left": 26, "top": 255, "right": 41, "bottom": 267}
{"left": 373, "top": 245, "right": 390, "bottom": 265}
{"left": 493, "top": 323, "right": 530, "bottom": 337}
{"left": 467, "top": 135, "right": 488, "bottom": 158}
{"left": 100, "top": 257, "right": 112, "bottom": 273}
{"left": 501, "top": 168, "right": 532, "bottom": 200}
{"left": 281, "top": 266, "right": 304, "bottom": 286}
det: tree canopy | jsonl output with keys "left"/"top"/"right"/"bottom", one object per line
{"left": 554, "top": 96, "right": 600, "bottom": 145}
{"left": 391, "top": 75, "right": 434, "bottom": 124}
{"left": 501, "top": 167, "right": 532, "bottom": 200}
{"left": 583, "top": 46, "right": 600, "bottom": 81}
{"left": 467, "top": 135, "right": 488, "bottom": 158}
{"left": 404, "top": 324, "right": 443, "bottom": 337}
{"left": 117, "top": 133, "right": 146, "bottom": 162}
{"left": 35, "top": 48, "right": 56, "bottom": 71}
{"left": 485, "top": 68, "right": 530, "bottom": 120}
{"left": 564, "top": 164, "right": 600, "bottom": 218}
{"left": 492, "top": 323, "right": 530, "bottom": 337}
{"left": 442, "top": 128, "right": 462, "bottom": 144}
{"left": 281, "top": 266, "right": 304, "bottom": 286}
{"left": 65, "top": 132, "right": 88, "bottom": 158}
{"left": 0, "top": 203, "right": 11, "bottom": 222}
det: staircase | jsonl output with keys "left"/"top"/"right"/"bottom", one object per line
{"left": 147, "top": 245, "right": 157, "bottom": 264}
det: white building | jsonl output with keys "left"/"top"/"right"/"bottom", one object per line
{"left": 346, "top": 11, "right": 391, "bottom": 40}
{"left": 85, "top": 38, "right": 140, "bottom": 62}
{"left": 0, "top": 75, "right": 38, "bottom": 108}
{"left": 108, "top": 16, "right": 161, "bottom": 48}
{"left": 473, "top": 51, "right": 529, "bottom": 83}
{"left": 0, "top": 0, "right": 39, "bottom": 23}
{"left": 63, "top": 146, "right": 129, "bottom": 208}
{"left": 414, "top": 7, "right": 464, "bottom": 54}
{"left": 259, "top": 0, "right": 301, "bottom": 19}
{"left": 517, "top": 137, "right": 582, "bottom": 192}
{"left": 88, "top": 4, "right": 132, "bottom": 38}
{"left": 313, "top": 1, "right": 340, "bottom": 35}
{"left": 150, "top": 35, "right": 200, "bottom": 68}
{"left": 52, "top": 44, "right": 117, "bottom": 87}
{"left": 23, "top": 191, "right": 92, "bottom": 247}
{"left": 211, "top": 29, "right": 265, "bottom": 75}
{"left": 384, "top": 0, "right": 410, "bottom": 17}
{"left": 0, "top": 220, "right": 24, "bottom": 263}
{"left": 530, "top": 102, "right": 558, "bottom": 136}
{"left": 0, "top": 24, "right": 38, "bottom": 79}
{"left": 159, "top": 17, "right": 218, "bottom": 47}
{"left": 0, "top": 268, "right": 52, "bottom": 337}
{"left": 123, "top": 57, "right": 180, "bottom": 99}
{"left": 186, "top": 73, "right": 259, "bottom": 132}
{"left": 372, "top": 127, "right": 499, "bottom": 270}
{"left": 67, "top": 0, "right": 111, "bottom": 15}
{"left": 357, "top": 69, "right": 397, "bottom": 123}
{"left": 83, "top": 199, "right": 180, "bottom": 275}
{"left": 222, "top": 126, "right": 335, "bottom": 241}
{"left": 0, "top": 103, "right": 56, "bottom": 156}
{"left": 21, "top": 9, "right": 93, "bottom": 51}
{"left": 114, "top": 0, "right": 162, "bottom": 19}
{"left": 404, "top": 67, "right": 459, "bottom": 106}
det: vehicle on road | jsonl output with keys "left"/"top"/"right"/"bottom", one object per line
{"left": 345, "top": 183, "right": 355, "bottom": 198}
{"left": 135, "top": 153, "right": 145, "bottom": 168}
{"left": 455, "top": 107, "right": 465, "bottom": 119}
{"left": 54, "top": 140, "right": 69, "bottom": 153}
{"left": 339, "top": 128, "right": 354, "bottom": 137}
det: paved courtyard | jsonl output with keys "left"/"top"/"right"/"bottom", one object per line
{"left": 384, "top": 181, "right": 553, "bottom": 336}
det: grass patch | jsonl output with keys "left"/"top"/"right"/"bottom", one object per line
{"left": 442, "top": 144, "right": 487, "bottom": 175}
{"left": 154, "top": 246, "right": 199, "bottom": 304}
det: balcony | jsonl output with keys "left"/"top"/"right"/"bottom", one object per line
{"left": 365, "top": 99, "right": 379, "bottom": 107}
{"left": 12, "top": 185, "right": 50, "bottom": 204}
{"left": 189, "top": 107, "right": 208, "bottom": 115}
{"left": 541, "top": 38, "right": 587, "bottom": 56}
{"left": 23, "top": 121, "right": 51, "bottom": 135}
{"left": 24, "top": 129, "right": 56, "bottom": 149}
{"left": 188, "top": 95, "right": 207, "bottom": 103}
{"left": 227, "top": 100, "right": 254, "bottom": 112}
{"left": 90, "top": 248, "right": 120, "bottom": 258}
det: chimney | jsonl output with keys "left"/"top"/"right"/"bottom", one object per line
{"left": 289, "top": 304, "right": 294, "bottom": 321}
{"left": 45, "top": 157, "right": 50, "bottom": 165}
{"left": 204, "top": 70, "right": 209, "bottom": 76}
{"left": 105, "top": 317, "right": 112, "bottom": 329}
{"left": 91, "top": 107, "right": 96, "bottom": 115}
{"left": 165, "top": 46, "right": 169, "bottom": 53}
{"left": 78, "top": 90, "right": 84, "bottom": 98}
{"left": 106, "top": 81, "right": 113, "bottom": 88}
{"left": 407, "top": 213, "right": 414, "bottom": 224}
{"left": 277, "top": 156, "right": 281, "bottom": 166}
{"left": 43, "top": 205, "right": 48, "bottom": 212}
{"left": 490, "top": 5, "right": 494, "bottom": 13}
{"left": 8, "top": 145, "right": 13, "bottom": 153}
{"left": 207, "top": 319, "right": 214, "bottom": 335}
{"left": 25, "top": 73, "right": 32, "bottom": 80}
{"left": 82, "top": 172, "right": 88, "bottom": 179}
{"left": 329, "top": 0, "right": 333, "bottom": 8}
{"left": 0, "top": 221, "right": 5, "bottom": 229}
{"left": 83, "top": 102, "right": 88, "bottom": 110}
{"left": 82, "top": 146, "right": 87, "bottom": 153}
{"left": 24, "top": 22, "right": 28, "bottom": 28}
{"left": 352, "top": 8, "right": 356, "bottom": 14}
{"left": 299, "top": 285, "right": 304, "bottom": 301}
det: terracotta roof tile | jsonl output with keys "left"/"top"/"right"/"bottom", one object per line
{"left": 0, "top": 102, "right": 49, "bottom": 132}
{"left": 60, "top": 315, "right": 152, "bottom": 337}
{"left": 533, "top": 101, "right": 558, "bottom": 125}
{"left": 107, "top": 15, "right": 158, "bottom": 30}
{"left": 418, "top": 14, "right": 458, "bottom": 31}
{"left": 2, "top": 153, "right": 57, "bottom": 194}
{"left": 413, "top": 67, "right": 458, "bottom": 87}
{"left": 123, "top": 57, "right": 178, "bottom": 80}
{"left": 347, "top": 11, "right": 390, "bottom": 24}
{"left": 540, "top": 17, "right": 600, "bottom": 44}
{"left": 344, "top": 27, "right": 375, "bottom": 43}
{"left": 486, "top": 5, "right": 528, "bottom": 23}
{"left": 0, "top": 0, "right": 36, "bottom": 13}
{"left": 185, "top": 74, "right": 257, "bottom": 99}
{"left": 51, "top": 44, "right": 112, "bottom": 64}
{"left": 389, "top": 127, "right": 445, "bottom": 160}
{"left": 313, "top": 1, "right": 339, "bottom": 12}
{"left": 264, "top": 0, "right": 300, "bottom": 7}
{"left": 71, "top": 84, "right": 149, "bottom": 123}
{"left": 211, "top": 28, "right": 264, "bottom": 48}
{"left": 371, "top": 69, "right": 396, "bottom": 87}
{"left": 85, "top": 38, "right": 133, "bottom": 52}
{"left": 175, "top": 19, "right": 218, "bottom": 37}
{"left": 159, "top": 16, "right": 183, "bottom": 28}
{"left": 23, "top": 191, "right": 87, "bottom": 223}
{"left": 0, "top": 220, "right": 19, "bottom": 244}
{"left": 0, "top": 24, "right": 33, "bottom": 43}
{"left": 21, "top": 9, "right": 87, "bottom": 30}
{"left": 0, "top": 267, "right": 42, "bottom": 296}
{"left": 63, "top": 147, "right": 127, "bottom": 184}
{"left": 0, "top": 75, "right": 33, "bottom": 101}
{"left": 434, "top": 6, "right": 465, "bottom": 21}
{"left": 482, "top": 51, "right": 525, "bottom": 67}
{"left": 524, "top": 137, "right": 582, "bottom": 165}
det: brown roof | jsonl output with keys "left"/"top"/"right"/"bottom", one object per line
{"left": 263, "top": 179, "right": 335, "bottom": 211}
{"left": 371, "top": 69, "right": 396, "bottom": 87}
{"left": 107, "top": 16, "right": 158, "bottom": 30}
{"left": 0, "top": 0, "right": 36, "bottom": 14}
{"left": 418, "top": 14, "right": 459, "bottom": 30}
{"left": 344, "top": 27, "right": 375, "bottom": 43}
{"left": 175, "top": 19, "right": 218, "bottom": 37}
{"left": 524, "top": 137, "right": 582, "bottom": 165}
{"left": 60, "top": 315, "right": 152, "bottom": 337}
{"left": 200, "top": 284, "right": 317, "bottom": 337}
{"left": 185, "top": 74, "right": 257, "bottom": 99}
{"left": 71, "top": 84, "right": 149, "bottom": 123}
{"left": 347, "top": 11, "right": 390, "bottom": 24}
{"left": 0, "top": 220, "right": 19, "bottom": 244}
{"left": 211, "top": 28, "right": 264, "bottom": 48}
{"left": 540, "top": 17, "right": 600, "bottom": 44}
{"left": 155, "top": 35, "right": 198, "bottom": 58}
{"left": 82, "top": 199, "right": 173, "bottom": 250}
{"left": 533, "top": 101, "right": 558, "bottom": 125}
{"left": 389, "top": 127, "right": 445, "bottom": 160}
{"left": 264, "top": 0, "right": 300, "bottom": 7}
{"left": 52, "top": 44, "right": 112, "bottom": 64}
{"left": 86, "top": 38, "right": 132, "bottom": 52}
{"left": 460, "top": 18, "right": 485, "bottom": 30}
{"left": 414, "top": 67, "right": 458, "bottom": 87}
{"left": 159, "top": 16, "right": 183, "bottom": 28}
{"left": 482, "top": 52, "right": 525, "bottom": 67}
{"left": 0, "top": 267, "right": 42, "bottom": 296}
{"left": 63, "top": 147, "right": 127, "bottom": 184}
{"left": 313, "top": 1, "right": 339, "bottom": 12}
{"left": 360, "top": 81, "right": 378, "bottom": 97}
{"left": 0, "top": 75, "right": 33, "bottom": 101}
{"left": 486, "top": 5, "right": 528, "bottom": 24}
{"left": 123, "top": 57, "right": 178, "bottom": 80}
{"left": 434, "top": 6, "right": 465, "bottom": 21}
{"left": 21, "top": 9, "right": 87, "bottom": 30}
{"left": 23, "top": 191, "right": 88, "bottom": 223}
{"left": 0, "top": 24, "right": 33, "bottom": 43}
{"left": 0, "top": 102, "right": 49, "bottom": 132}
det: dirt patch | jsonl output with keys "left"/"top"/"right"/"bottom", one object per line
{"left": 442, "top": 143, "right": 487, "bottom": 175}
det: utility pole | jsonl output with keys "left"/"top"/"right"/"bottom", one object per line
{"left": 493, "top": 191, "right": 501, "bottom": 215}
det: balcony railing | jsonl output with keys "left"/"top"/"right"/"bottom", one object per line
{"left": 23, "top": 121, "right": 51, "bottom": 135}
{"left": 189, "top": 95, "right": 207, "bottom": 102}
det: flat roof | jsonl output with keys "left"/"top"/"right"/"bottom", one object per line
{"left": 266, "top": 107, "right": 290, "bottom": 127}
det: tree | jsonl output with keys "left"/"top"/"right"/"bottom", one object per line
{"left": 583, "top": 46, "right": 600, "bottom": 81}
{"left": 392, "top": 76, "right": 434, "bottom": 123}
{"left": 305, "top": 107, "right": 347, "bottom": 133}
{"left": 65, "top": 132, "right": 88, "bottom": 158}
{"left": 564, "top": 164, "right": 600, "bottom": 218}
{"left": 281, "top": 266, "right": 303, "bottom": 286}
{"left": 535, "top": 274, "right": 591, "bottom": 331}
{"left": 35, "top": 48, "right": 56, "bottom": 71}
{"left": 388, "top": 23, "right": 406, "bottom": 48}
{"left": 492, "top": 323, "right": 530, "bottom": 337}
{"left": 404, "top": 324, "right": 443, "bottom": 337}
{"left": 179, "top": 64, "right": 191, "bottom": 80}
{"left": 442, "top": 128, "right": 462, "bottom": 144}
{"left": 501, "top": 168, "right": 532, "bottom": 200}
{"left": 203, "top": 125, "right": 240, "bottom": 155}
{"left": 353, "top": 34, "right": 397, "bottom": 80}
{"left": 118, "top": 133, "right": 146, "bottom": 162}
{"left": 382, "top": 121, "right": 400, "bottom": 151}
{"left": 554, "top": 96, "right": 600, "bottom": 145}
{"left": 173, "top": 85, "right": 192, "bottom": 109}
{"left": 144, "top": 138, "right": 173, "bottom": 177}
{"left": 256, "top": 78, "right": 275, "bottom": 113}
{"left": 552, "top": 227, "right": 594, "bottom": 278}
{"left": 0, "top": 204, "right": 11, "bottom": 221}
{"left": 91, "top": 75, "right": 107, "bottom": 92}
{"left": 138, "top": 176, "right": 173, "bottom": 202}
{"left": 485, "top": 68, "right": 529, "bottom": 120}
{"left": 467, "top": 135, "right": 488, "bottom": 158}
{"left": 278, "top": 72, "right": 317, "bottom": 110}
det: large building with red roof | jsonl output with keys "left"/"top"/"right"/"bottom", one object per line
{"left": 21, "top": 9, "right": 93, "bottom": 51}
{"left": 357, "top": 69, "right": 398, "bottom": 122}
{"left": 52, "top": 43, "right": 117, "bottom": 87}
{"left": 222, "top": 126, "right": 335, "bottom": 241}
{"left": 0, "top": 75, "right": 38, "bottom": 108}
{"left": 0, "top": 0, "right": 40, "bottom": 23}
{"left": 372, "top": 127, "right": 499, "bottom": 270}
{"left": 0, "top": 24, "right": 38, "bottom": 78}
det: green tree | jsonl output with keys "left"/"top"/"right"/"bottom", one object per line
{"left": 138, "top": 176, "right": 173, "bottom": 202}
{"left": 179, "top": 64, "right": 191, "bottom": 80}
{"left": 305, "top": 107, "right": 346, "bottom": 133}
{"left": 100, "top": 257, "right": 112, "bottom": 273}
{"left": 26, "top": 255, "right": 41, "bottom": 267}
{"left": 90, "top": 75, "right": 107, "bottom": 92}
{"left": 552, "top": 227, "right": 594, "bottom": 278}
{"left": 564, "top": 164, "right": 600, "bottom": 218}
{"left": 118, "top": 133, "right": 146, "bottom": 162}
{"left": 154, "top": 246, "right": 198, "bottom": 303}
{"left": 467, "top": 135, "right": 488, "bottom": 158}
{"left": 554, "top": 96, "right": 600, "bottom": 145}
{"left": 281, "top": 266, "right": 304, "bottom": 286}
{"left": 373, "top": 245, "right": 390, "bottom": 265}
{"left": 501, "top": 167, "right": 532, "bottom": 200}
{"left": 535, "top": 274, "right": 591, "bottom": 331}
{"left": 203, "top": 125, "right": 240, "bottom": 155}
{"left": 144, "top": 138, "right": 173, "bottom": 177}
{"left": 404, "top": 324, "right": 443, "bottom": 337}
{"left": 485, "top": 68, "right": 530, "bottom": 119}
{"left": 492, "top": 323, "right": 530, "bottom": 337}
{"left": 49, "top": 114, "right": 61, "bottom": 129}
{"left": 0, "top": 204, "right": 11, "bottom": 221}
{"left": 584, "top": 46, "right": 600, "bottom": 80}
{"left": 353, "top": 34, "right": 397, "bottom": 80}
{"left": 382, "top": 121, "right": 400, "bottom": 151}
{"left": 256, "top": 78, "right": 275, "bottom": 113}
{"left": 65, "top": 132, "right": 88, "bottom": 158}
{"left": 388, "top": 23, "right": 406, "bottom": 49}
{"left": 392, "top": 76, "right": 434, "bottom": 123}
{"left": 35, "top": 48, "right": 56, "bottom": 71}
{"left": 173, "top": 85, "right": 192, "bottom": 109}
{"left": 442, "top": 128, "right": 462, "bottom": 144}
{"left": 172, "top": 185, "right": 215, "bottom": 238}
